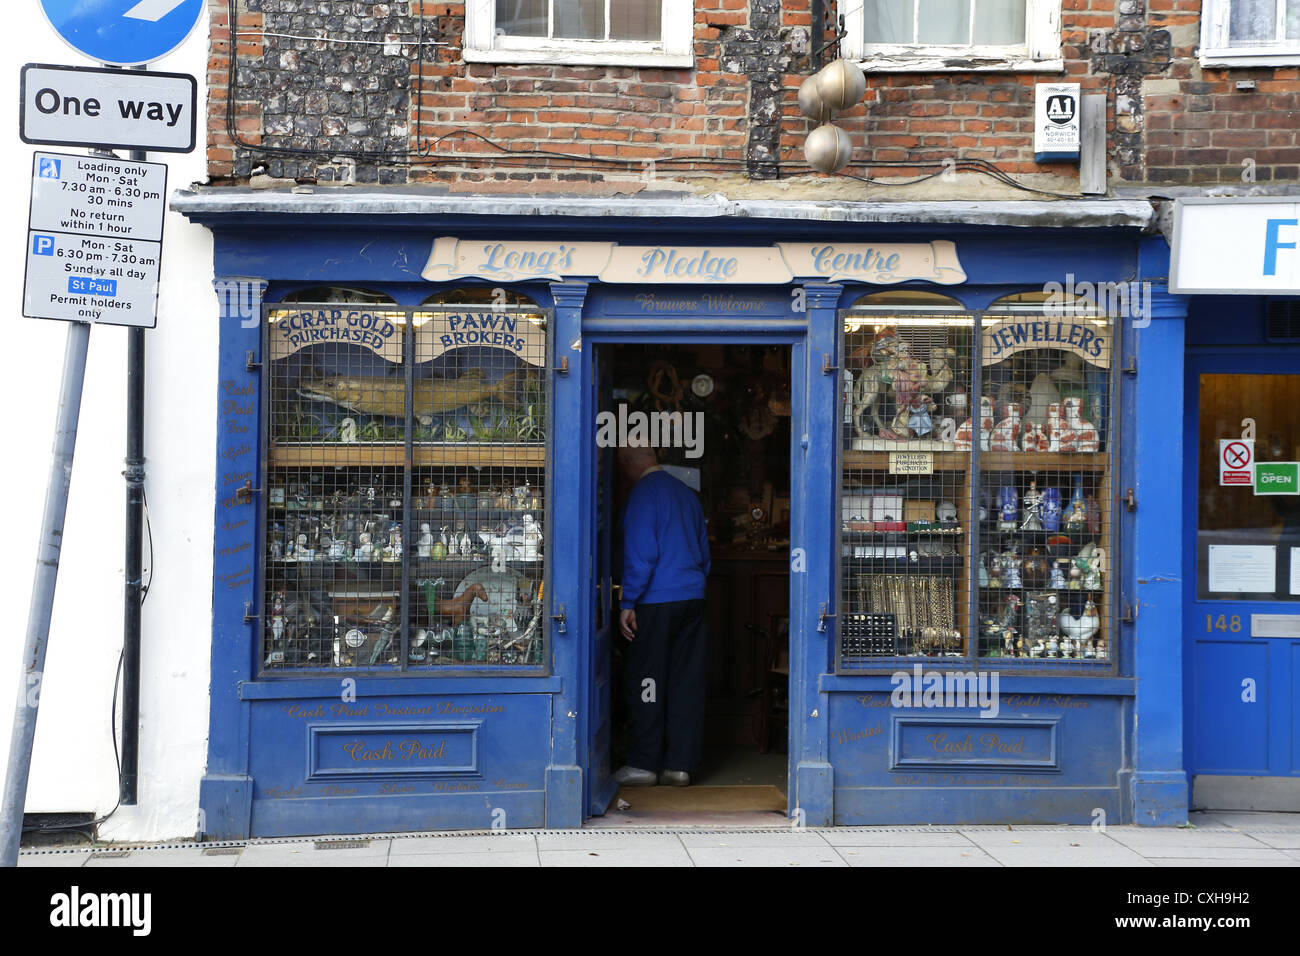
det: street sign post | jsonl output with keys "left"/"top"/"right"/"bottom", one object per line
{"left": 22, "top": 151, "right": 166, "bottom": 328}
{"left": 21, "top": 64, "right": 197, "bottom": 153}
{"left": 38, "top": 0, "right": 206, "bottom": 66}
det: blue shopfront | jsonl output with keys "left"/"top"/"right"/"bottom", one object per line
{"left": 1173, "top": 199, "right": 1300, "bottom": 813}
{"left": 175, "top": 192, "right": 1193, "bottom": 837}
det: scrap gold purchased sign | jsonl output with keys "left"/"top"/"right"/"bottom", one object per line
{"left": 267, "top": 306, "right": 547, "bottom": 368}
{"left": 422, "top": 238, "right": 967, "bottom": 285}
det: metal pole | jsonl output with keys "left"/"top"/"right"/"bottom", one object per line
{"left": 120, "top": 144, "right": 148, "bottom": 807}
{"left": 0, "top": 320, "right": 92, "bottom": 867}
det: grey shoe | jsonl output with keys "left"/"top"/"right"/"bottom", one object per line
{"left": 660, "top": 770, "right": 690, "bottom": 787}
{"left": 613, "top": 765, "right": 658, "bottom": 787}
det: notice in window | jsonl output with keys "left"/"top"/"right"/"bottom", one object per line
{"left": 1208, "top": 545, "right": 1276, "bottom": 593}
{"left": 1291, "top": 548, "right": 1300, "bottom": 596}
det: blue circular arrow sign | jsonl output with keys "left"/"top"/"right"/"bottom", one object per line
{"left": 40, "top": 0, "right": 206, "bottom": 67}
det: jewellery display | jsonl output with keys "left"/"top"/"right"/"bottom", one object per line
{"left": 841, "top": 312, "right": 1114, "bottom": 671}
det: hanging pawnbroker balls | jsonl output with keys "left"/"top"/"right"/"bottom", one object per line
{"left": 805, "top": 124, "right": 854, "bottom": 174}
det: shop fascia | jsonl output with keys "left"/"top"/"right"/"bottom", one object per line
{"left": 423, "top": 237, "right": 968, "bottom": 285}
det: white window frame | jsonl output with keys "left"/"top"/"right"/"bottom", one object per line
{"left": 464, "top": 0, "right": 694, "bottom": 66}
{"left": 1200, "top": 0, "right": 1300, "bottom": 67}
{"left": 843, "top": 0, "right": 1063, "bottom": 73}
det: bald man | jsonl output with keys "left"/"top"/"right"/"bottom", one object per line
{"left": 613, "top": 445, "right": 711, "bottom": 788}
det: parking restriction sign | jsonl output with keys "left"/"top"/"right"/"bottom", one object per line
{"left": 1220, "top": 439, "right": 1255, "bottom": 486}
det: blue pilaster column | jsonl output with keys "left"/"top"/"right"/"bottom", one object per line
{"left": 199, "top": 276, "right": 267, "bottom": 841}
{"left": 792, "top": 283, "right": 842, "bottom": 826}
{"left": 1131, "top": 238, "right": 1190, "bottom": 826}
{"left": 544, "top": 281, "right": 589, "bottom": 827}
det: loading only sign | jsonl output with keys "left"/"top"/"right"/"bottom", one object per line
{"left": 23, "top": 151, "right": 166, "bottom": 328}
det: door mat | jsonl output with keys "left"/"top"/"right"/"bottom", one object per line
{"left": 613, "top": 785, "right": 787, "bottom": 813}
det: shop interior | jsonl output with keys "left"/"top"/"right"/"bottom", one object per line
{"left": 602, "top": 343, "right": 793, "bottom": 812}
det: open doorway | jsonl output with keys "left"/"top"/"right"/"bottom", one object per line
{"left": 599, "top": 343, "right": 792, "bottom": 816}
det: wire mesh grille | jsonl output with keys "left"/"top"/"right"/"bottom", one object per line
{"left": 837, "top": 307, "right": 1118, "bottom": 673}
{"left": 262, "top": 292, "right": 549, "bottom": 673}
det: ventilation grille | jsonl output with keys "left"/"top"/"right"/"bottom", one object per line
{"left": 1266, "top": 300, "right": 1300, "bottom": 342}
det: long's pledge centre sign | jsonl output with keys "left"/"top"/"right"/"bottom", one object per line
{"left": 423, "top": 239, "right": 967, "bottom": 285}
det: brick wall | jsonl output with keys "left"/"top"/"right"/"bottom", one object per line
{"left": 207, "top": 0, "right": 1300, "bottom": 192}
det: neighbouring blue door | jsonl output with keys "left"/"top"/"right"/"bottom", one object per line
{"left": 1183, "top": 352, "right": 1300, "bottom": 809}
{"left": 586, "top": 347, "right": 617, "bottom": 816}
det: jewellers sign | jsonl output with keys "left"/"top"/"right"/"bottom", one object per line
{"left": 423, "top": 239, "right": 966, "bottom": 285}
{"left": 981, "top": 317, "right": 1111, "bottom": 368}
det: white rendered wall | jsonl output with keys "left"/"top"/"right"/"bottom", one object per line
{"left": 0, "top": 11, "right": 215, "bottom": 842}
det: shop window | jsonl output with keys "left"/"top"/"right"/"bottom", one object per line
{"left": 837, "top": 297, "right": 1117, "bottom": 672}
{"left": 464, "top": 0, "right": 693, "bottom": 66}
{"left": 842, "top": 0, "right": 1063, "bottom": 72}
{"left": 261, "top": 288, "right": 549, "bottom": 673}
{"left": 1201, "top": 0, "right": 1300, "bottom": 66}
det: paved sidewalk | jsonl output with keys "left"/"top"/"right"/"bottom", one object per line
{"left": 16, "top": 811, "right": 1300, "bottom": 867}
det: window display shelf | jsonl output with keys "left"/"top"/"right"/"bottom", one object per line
{"left": 842, "top": 450, "right": 1107, "bottom": 472}
{"left": 269, "top": 444, "right": 546, "bottom": 468}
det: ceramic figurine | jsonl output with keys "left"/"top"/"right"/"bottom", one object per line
{"left": 1065, "top": 479, "right": 1088, "bottom": 531}
{"left": 998, "top": 485, "right": 1018, "bottom": 532}
{"left": 382, "top": 527, "right": 402, "bottom": 562}
{"left": 955, "top": 396, "right": 995, "bottom": 451}
{"left": 1021, "top": 481, "right": 1043, "bottom": 531}
{"left": 1041, "top": 486, "right": 1062, "bottom": 532}
{"left": 1022, "top": 549, "right": 1047, "bottom": 588}
{"left": 1003, "top": 631, "right": 1016, "bottom": 657}
{"left": 418, "top": 523, "right": 434, "bottom": 559}
{"left": 1022, "top": 421, "right": 1049, "bottom": 452}
{"left": 522, "top": 514, "right": 541, "bottom": 561}
{"left": 1062, "top": 635, "right": 1075, "bottom": 659}
{"left": 1064, "top": 397, "right": 1099, "bottom": 452}
{"left": 1029, "top": 639, "right": 1045, "bottom": 658}
{"left": 987, "top": 551, "right": 1005, "bottom": 589}
{"left": 327, "top": 536, "right": 346, "bottom": 561}
{"left": 978, "top": 552, "right": 990, "bottom": 587}
{"left": 1060, "top": 598, "right": 1101, "bottom": 647}
{"left": 459, "top": 530, "right": 473, "bottom": 557}
{"left": 356, "top": 531, "right": 374, "bottom": 561}
{"left": 1047, "top": 402, "right": 1064, "bottom": 452}
{"left": 1003, "top": 548, "right": 1023, "bottom": 589}
{"left": 340, "top": 417, "right": 357, "bottom": 443}
{"left": 1049, "top": 560, "right": 1067, "bottom": 589}
{"left": 270, "top": 539, "right": 284, "bottom": 561}
{"left": 1046, "top": 633, "right": 1060, "bottom": 657}
{"left": 991, "top": 403, "right": 1023, "bottom": 452}
{"left": 366, "top": 486, "right": 376, "bottom": 502}
{"left": 1026, "top": 372, "right": 1062, "bottom": 427}
{"left": 270, "top": 592, "right": 285, "bottom": 642}
{"left": 295, "top": 533, "right": 314, "bottom": 562}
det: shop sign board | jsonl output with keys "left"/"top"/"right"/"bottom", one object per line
{"left": 1171, "top": 199, "right": 1300, "bottom": 294}
{"left": 1219, "top": 439, "right": 1254, "bottom": 486}
{"left": 422, "top": 238, "right": 967, "bottom": 285}
{"left": 1254, "top": 461, "right": 1300, "bottom": 495}
{"left": 20, "top": 64, "right": 197, "bottom": 153}
{"left": 889, "top": 452, "right": 934, "bottom": 475}
{"left": 23, "top": 151, "right": 166, "bottom": 328}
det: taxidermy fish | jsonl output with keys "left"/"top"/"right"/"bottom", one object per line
{"left": 299, "top": 368, "right": 522, "bottom": 424}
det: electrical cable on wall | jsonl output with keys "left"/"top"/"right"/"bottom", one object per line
{"left": 218, "top": 0, "right": 1096, "bottom": 194}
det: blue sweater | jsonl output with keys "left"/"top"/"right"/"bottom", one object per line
{"left": 619, "top": 470, "right": 711, "bottom": 609}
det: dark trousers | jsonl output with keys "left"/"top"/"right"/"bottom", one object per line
{"left": 623, "top": 599, "right": 707, "bottom": 773}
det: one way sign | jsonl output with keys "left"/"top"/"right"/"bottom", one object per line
{"left": 20, "top": 64, "right": 196, "bottom": 153}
